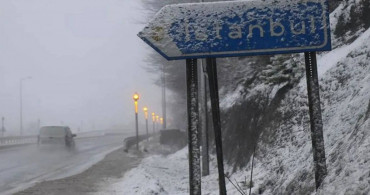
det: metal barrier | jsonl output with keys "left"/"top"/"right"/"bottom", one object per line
{"left": 0, "top": 136, "right": 37, "bottom": 146}
{"left": 0, "top": 130, "right": 127, "bottom": 147}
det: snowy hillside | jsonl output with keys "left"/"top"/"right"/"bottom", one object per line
{"left": 216, "top": 1, "right": 370, "bottom": 194}
{"left": 240, "top": 28, "right": 370, "bottom": 195}
{"left": 217, "top": 0, "right": 370, "bottom": 193}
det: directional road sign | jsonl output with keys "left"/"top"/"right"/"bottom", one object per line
{"left": 138, "top": 0, "right": 331, "bottom": 60}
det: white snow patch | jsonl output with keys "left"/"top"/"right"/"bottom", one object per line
{"left": 317, "top": 27, "right": 370, "bottom": 77}
{"left": 220, "top": 85, "right": 244, "bottom": 109}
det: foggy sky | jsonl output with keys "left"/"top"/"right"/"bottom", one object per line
{"left": 0, "top": 0, "right": 162, "bottom": 135}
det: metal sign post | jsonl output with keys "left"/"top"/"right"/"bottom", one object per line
{"left": 304, "top": 52, "right": 327, "bottom": 189}
{"left": 186, "top": 59, "right": 201, "bottom": 195}
{"left": 206, "top": 58, "right": 227, "bottom": 195}
{"left": 201, "top": 62, "right": 210, "bottom": 177}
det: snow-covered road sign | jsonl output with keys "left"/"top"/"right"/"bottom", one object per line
{"left": 138, "top": 0, "right": 331, "bottom": 60}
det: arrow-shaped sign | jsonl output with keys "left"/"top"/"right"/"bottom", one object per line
{"left": 138, "top": 0, "right": 331, "bottom": 60}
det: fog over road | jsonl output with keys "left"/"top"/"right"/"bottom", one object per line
{"left": 0, "top": 134, "right": 130, "bottom": 194}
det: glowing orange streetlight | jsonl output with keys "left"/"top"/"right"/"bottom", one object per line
{"left": 143, "top": 107, "right": 148, "bottom": 119}
{"left": 143, "top": 106, "right": 149, "bottom": 140}
{"left": 151, "top": 112, "right": 155, "bottom": 133}
{"left": 151, "top": 112, "right": 155, "bottom": 122}
{"left": 160, "top": 117, "right": 163, "bottom": 125}
{"left": 156, "top": 115, "right": 160, "bottom": 130}
{"left": 133, "top": 93, "right": 139, "bottom": 113}
{"left": 133, "top": 92, "right": 140, "bottom": 150}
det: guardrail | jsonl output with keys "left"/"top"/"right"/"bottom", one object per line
{"left": 0, "top": 136, "right": 37, "bottom": 147}
{"left": 0, "top": 130, "right": 128, "bottom": 148}
{"left": 74, "top": 130, "right": 106, "bottom": 139}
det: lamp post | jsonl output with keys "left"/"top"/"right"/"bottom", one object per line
{"left": 143, "top": 106, "right": 149, "bottom": 141}
{"left": 133, "top": 92, "right": 140, "bottom": 150}
{"left": 151, "top": 112, "right": 155, "bottom": 133}
{"left": 1, "top": 117, "right": 5, "bottom": 137}
{"left": 156, "top": 115, "right": 159, "bottom": 131}
{"left": 38, "top": 118, "right": 41, "bottom": 130}
{"left": 160, "top": 117, "right": 163, "bottom": 125}
{"left": 20, "top": 76, "right": 32, "bottom": 136}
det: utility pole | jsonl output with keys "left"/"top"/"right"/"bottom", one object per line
{"left": 20, "top": 76, "right": 31, "bottom": 136}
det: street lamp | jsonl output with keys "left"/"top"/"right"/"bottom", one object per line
{"left": 151, "top": 112, "right": 155, "bottom": 133}
{"left": 156, "top": 115, "right": 160, "bottom": 131}
{"left": 143, "top": 106, "right": 149, "bottom": 141}
{"left": 133, "top": 92, "right": 140, "bottom": 150}
{"left": 160, "top": 117, "right": 163, "bottom": 125}
{"left": 20, "top": 76, "right": 32, "bottom": 136}
{"left": 1, "top": 117, "right": 5, "bottom": 137}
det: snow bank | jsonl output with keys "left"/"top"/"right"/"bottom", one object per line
{"left": 95, "top": 148, "right": 188, "bottom": 194}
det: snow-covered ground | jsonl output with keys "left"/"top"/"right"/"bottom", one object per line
{"left": 94, "top": 147, "right": 236, "bottom": 194}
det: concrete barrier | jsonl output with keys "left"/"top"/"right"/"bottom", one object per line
{"left": 159, "top": 129, "right": 187, "bottom": 148}
{"left": 123, "top": 135, "right": 150, "bottom": 152}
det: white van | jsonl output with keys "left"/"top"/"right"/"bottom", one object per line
{"left": 38, "top": 126, "right": 76, "bottom": 147}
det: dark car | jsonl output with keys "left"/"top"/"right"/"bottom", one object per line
{"left": 38, "top": 126, "right": 76, "bottom": 147}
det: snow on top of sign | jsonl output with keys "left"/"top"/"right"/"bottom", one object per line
{"left": 146, "top": 0, "right": 327, "bottom": 29}
{"left": 163, "top": 0, "right": 318, "bottom": 12}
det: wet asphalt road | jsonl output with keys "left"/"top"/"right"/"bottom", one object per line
{"left": 0, "top": 133, "right": 130, "bottom": 194}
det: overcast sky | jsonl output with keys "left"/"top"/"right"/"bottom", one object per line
{"left": 0, "top": 0, "right": 163, "bottom": 135}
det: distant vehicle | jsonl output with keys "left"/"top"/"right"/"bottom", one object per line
{"left": 38, "top": 126, "right": 76, "bottom": 147}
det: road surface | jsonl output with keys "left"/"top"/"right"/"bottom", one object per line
{"left": 0, "top": 133, "right": 130, "bottom": 194}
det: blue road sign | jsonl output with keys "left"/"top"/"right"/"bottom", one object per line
{"left": 138, "top": 0, "right": 331, "bottom": 60}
